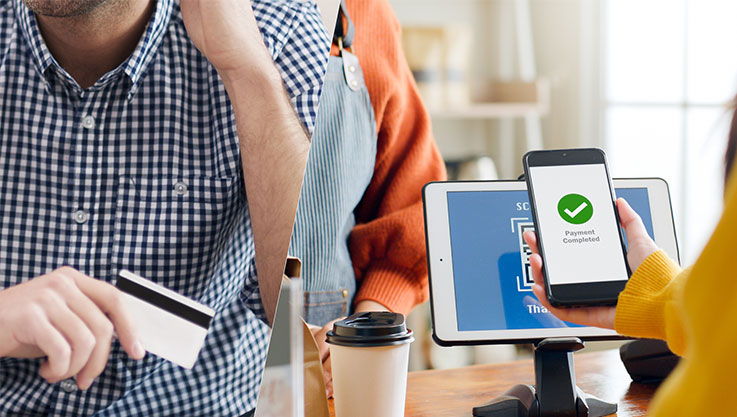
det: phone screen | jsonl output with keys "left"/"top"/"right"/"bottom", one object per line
{"left": 528, "top": 163, "right": 629, "bottom": 285}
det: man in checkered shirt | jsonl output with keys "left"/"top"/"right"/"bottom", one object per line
{"left": 0, "top": 0, "right": 328, "bottom": 415}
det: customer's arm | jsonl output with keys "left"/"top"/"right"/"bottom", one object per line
{"left": 614, "top": 252, "right": 688, "bottom": 355}
{"left": 181, "top": 0, "right": 328, "bottom": 324}
{"left": 347, "top": 0, "right": 447, "bottom": 316}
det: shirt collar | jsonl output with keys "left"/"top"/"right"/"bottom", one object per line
{"left": 14, "top": 0, "right": 54, "bottom": 78}
{"left": 120, "top": 0, "right": 173, "bottom": 99}
{"left": 15, "top": 0, "right": 174, "bottom": 99}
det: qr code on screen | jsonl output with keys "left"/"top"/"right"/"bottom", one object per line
{"left": 516, "top": 222, "right": 535, "bottom": 292}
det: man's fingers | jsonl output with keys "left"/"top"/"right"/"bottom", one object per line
{"left": 33, "top": 316, "right": 72, "bottom": 382}
{"left": 44, "top": 298, "right": 96, "bottom": 380}
{"left": 49, "top": 272, "right": 120, "bottom": 386}
{"left": 60, "top": 285, "right": 116, "bottom": 390}
{"left": 65, "top": 299, "right": 116, "bottom": 389}
{"left": 67, "top": 270, "right": 144, "bottom": 360}
{"left": 100, "top": 293, "right": 144, "bottom": 360}
{"left": 75, "top": 328, "right": 113, "bottom": 390}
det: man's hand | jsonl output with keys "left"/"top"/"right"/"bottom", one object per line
{"left": 521, "top": 198, "right": 660, "bottom": 329}
{"left": 0, "top": 267, "right": 144, "bottom": 390}
{"left": 180, "top": 0, "right": 276, "bottom": 82}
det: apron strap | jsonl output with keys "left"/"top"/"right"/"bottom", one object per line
{"left": 332, "top": 0, "right": 355, "bottom": 49}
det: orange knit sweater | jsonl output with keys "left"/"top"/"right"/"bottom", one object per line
{"left": 333, "top": 0, "right": 447, "bottom": 315}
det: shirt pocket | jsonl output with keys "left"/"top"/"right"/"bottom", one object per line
{"left": 112, "top": 174, "right": 242, "bottom": 300}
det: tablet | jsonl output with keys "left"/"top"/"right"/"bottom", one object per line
{"left": 423, "top": 178, "right": 679, "bottom": 345}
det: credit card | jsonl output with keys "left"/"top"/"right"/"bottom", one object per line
{"left": 115, "top": 270, "right": 215, "bottom": 369}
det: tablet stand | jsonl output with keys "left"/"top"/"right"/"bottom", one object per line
{"left": 472, "top": 337, "right": 617, "bottom": 417}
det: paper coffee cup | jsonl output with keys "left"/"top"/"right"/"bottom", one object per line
{"left": 326, "top": 312, "right": 414, "bottom": 417}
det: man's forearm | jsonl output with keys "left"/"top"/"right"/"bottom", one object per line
{"left": 221, "top": 67, "right": 311, "bottom": 325}
{"left": 179, "top": 0, "right": 325, "bottom": 325}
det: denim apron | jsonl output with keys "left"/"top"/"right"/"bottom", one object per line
{"left": 289, "top": 3, "right": 377, "bottom": 326}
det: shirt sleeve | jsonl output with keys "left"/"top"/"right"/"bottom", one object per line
{"left": 346, "top": 0, "right": 447, "bottom": 315}
{"left": 268, "top": 1, "right": 330, "bottom": 134}
{"left": 614, "top": 250, "right": 688, "bottom": 355}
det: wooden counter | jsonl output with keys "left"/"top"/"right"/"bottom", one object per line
{"left": 328, "top": 349, "right": 656, "bottom": 416}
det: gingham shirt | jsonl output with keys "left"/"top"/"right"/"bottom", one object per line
{"left": 0, "top": 0, "right": 328, "bottom": 415}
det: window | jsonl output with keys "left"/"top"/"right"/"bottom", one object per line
{"left": 602, "top": 0, "right": 737, "bottom": 263}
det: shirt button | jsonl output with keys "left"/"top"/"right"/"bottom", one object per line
{"left": 60, "top": 378, "right": 77, "bottom": 393}
{"left": 174, "top": 181, "right": 188, "bottom": 196}
{"left": 348, "top": 65, "right": 356, "bottom": 73}
{"left": 73, "top": 209, "right": 89, "bottom": 224}
{"left": 81, "top": 115, "right": 95, "bottom": 129}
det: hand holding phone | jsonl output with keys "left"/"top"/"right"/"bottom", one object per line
{"left": 522, "top": 230, "right": 617, "bottom": 328}
{"left": 521, "top": 198, "right": 660, "bottom": 327}
{"left": 523, "top": 148, "right": 631, "bottom": 307}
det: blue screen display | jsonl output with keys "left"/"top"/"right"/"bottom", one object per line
{"left": 447, "top": 188, "right": 653, "bottom": 331}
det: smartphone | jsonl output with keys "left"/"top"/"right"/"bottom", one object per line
{"left": 522, "top": 148, "right": 630, "bottom": 307}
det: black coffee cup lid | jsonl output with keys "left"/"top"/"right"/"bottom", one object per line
{"left": 326, "top": 312, "right": 414, "bottom": 348}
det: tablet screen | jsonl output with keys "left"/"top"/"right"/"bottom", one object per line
{"left": 447, "top": 187, "right": 653, "bottom": 332}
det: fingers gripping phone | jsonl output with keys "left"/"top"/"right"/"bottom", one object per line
{"left": 522, "top": 148, "right": 631, "bottom": 307}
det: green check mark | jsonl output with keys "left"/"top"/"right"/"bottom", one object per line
{"left": 557, "top": 193, "right": 593, "bottom": 224}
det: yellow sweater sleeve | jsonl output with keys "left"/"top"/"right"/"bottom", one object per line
{"left": 614, "top": 250, "right": 689, "bottom": 355}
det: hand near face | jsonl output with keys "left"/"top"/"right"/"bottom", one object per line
{"left": 180, "top": 0, "right": 276, "bottom": 82}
